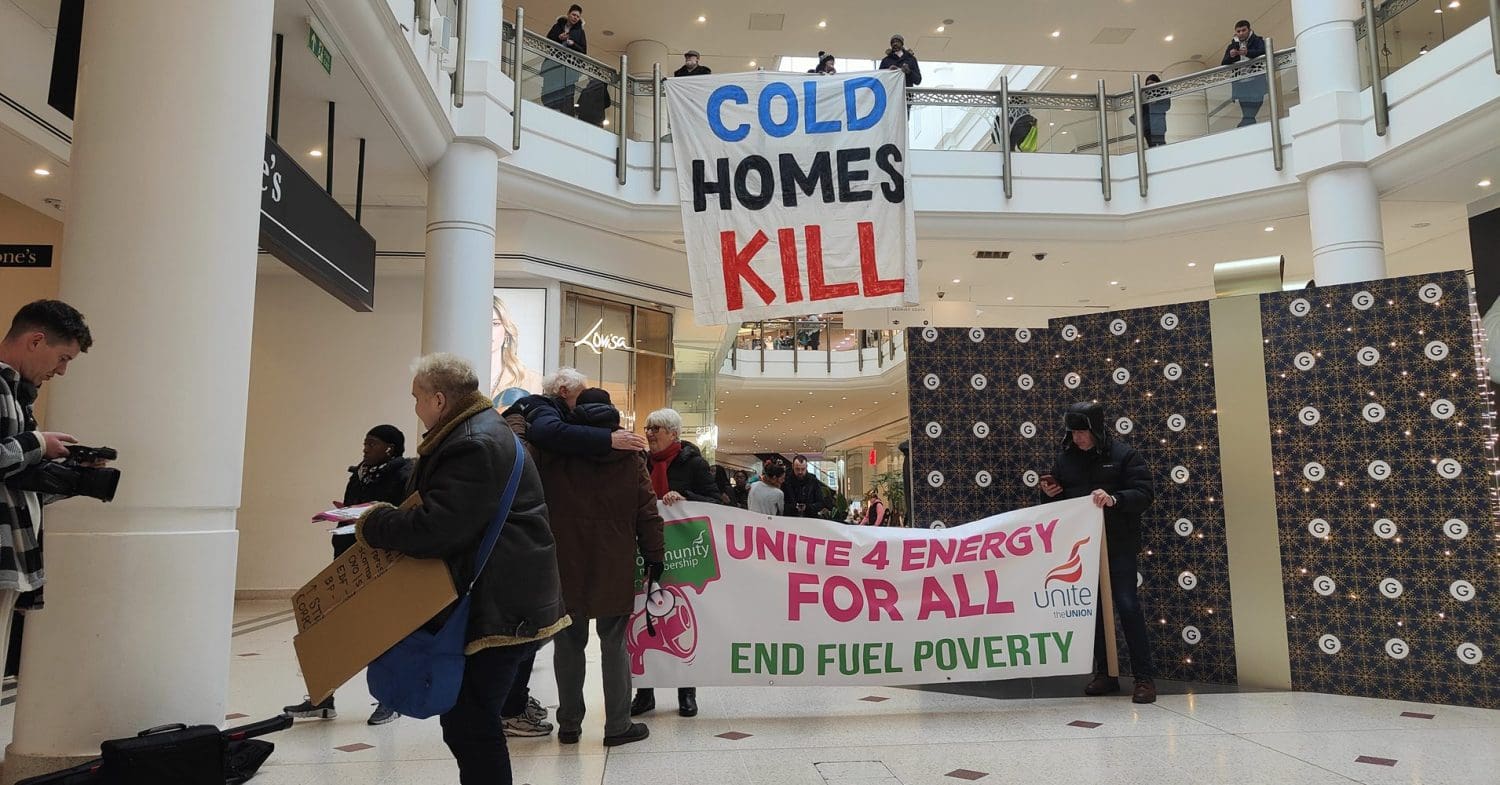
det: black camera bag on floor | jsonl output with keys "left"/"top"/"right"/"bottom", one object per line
{"left": 99, "top": 723, "right": 225, "bottom": 785}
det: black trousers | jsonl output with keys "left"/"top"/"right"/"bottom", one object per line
{"left": 1093, "top": 550, "right": 1155, "bottom": 679}
{"left": 500, "top": 648, "right": 536, "bottom": 718}
{"left": 1237, "top": 99, "right": 1263, "bottom": 127}
{"left": 440, "top": 642, "right": 541, "bottom": 785}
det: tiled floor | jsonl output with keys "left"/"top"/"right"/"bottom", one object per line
{"left": 5, "top": 600, "right": 1499, "bottom": 784}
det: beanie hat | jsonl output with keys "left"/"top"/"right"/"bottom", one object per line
{"left": 890, "top": 34, "right": 905, "bottom": 46}
{"left": 367, "top": 424, "right": 406, "bottom": 455}
{"left": 577, "top": 387, "right": 613, "bottom": 406}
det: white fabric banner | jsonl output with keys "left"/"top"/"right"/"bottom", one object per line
{"left": 666, "top": 70, "right": 918, "bottom": 326}
{"left": 626, "top": 497, "right": 1103, "bottom": 687}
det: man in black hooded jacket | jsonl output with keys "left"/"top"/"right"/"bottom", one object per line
{"left": 1040, "top": 402, "right": 1157, "bottom": 704}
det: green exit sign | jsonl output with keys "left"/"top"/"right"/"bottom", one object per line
{"left": 308, "top": 26, "right": 332, "bottom": 75}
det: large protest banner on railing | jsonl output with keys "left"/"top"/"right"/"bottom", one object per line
{"left": 627, "top": 497, "right": 1103, "bottom": 687}
{"left": 666, "top": 69, "right": 918, "bottom": 326}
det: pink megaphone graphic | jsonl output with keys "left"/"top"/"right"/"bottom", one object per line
{"left": 628, "top": 584, "right": 698, "bottom": 676}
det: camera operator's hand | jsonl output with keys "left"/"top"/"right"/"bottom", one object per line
{"left": 41, "top": 432, "right": 77, "bottom": 460}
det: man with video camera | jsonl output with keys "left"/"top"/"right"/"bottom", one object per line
{"left": 0, "top": 300, "right": 107, "bottom": 675}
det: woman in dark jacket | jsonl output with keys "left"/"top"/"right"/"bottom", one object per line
{"left": 879, "top": 35, "right": 921, "bottom": 87}
{"left": 1130, "top": 74, "right": 1170, "bottom": 148}
{"left": 631, "top": 406, "right": 718, "bottom": 719}
{"left": 357, "top": 353, "right": 568, "bottom": 785}
{"left": 283, "top": 424, "right": 413, "bottom": 725}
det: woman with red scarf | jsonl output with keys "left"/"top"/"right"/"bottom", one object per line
{"left": 631, "top": 407, "right": 719, "bottom": 719}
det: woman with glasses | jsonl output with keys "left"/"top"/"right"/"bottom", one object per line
{"left": 631, "top": 407, "right": 719, "bottom": 719}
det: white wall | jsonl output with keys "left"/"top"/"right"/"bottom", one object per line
{"left": 236, "top": 265, "right": 424, "bottom": 593}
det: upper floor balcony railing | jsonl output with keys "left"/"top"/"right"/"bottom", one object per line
{"left": 722, "top": 317, "right": 905, "bottom": 378}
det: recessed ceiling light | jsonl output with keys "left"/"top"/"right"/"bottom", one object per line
{"left": 1006, "top": 296, "right": 1015, "bottom": 301}
{"left": 697, "top": 15, "right": 706, "bottom": 22}
{"left": 952, "top": 278, "right": 961, "bottom": 283}
{"left": 1164, "top": 34, "right": 1174, "bottom": 42}
{"left": 603, "top": 119, "right": 611, "bottom": 126}
{"left": 308, "top": 150, "right": 323, "bottom": 157}
{"left": 1051, "top": 30, "right": 1061, "bottom": 38}
{"left": 936, "top": 25, "right": 945, "bottom": 33}
{"left": 1188, "top": 262, "right": 1198, "bottom": 267}
{"left": 1110, "top": 281, "right": 1119, "bottom": 286}
{"left": 1060, "top": 130, "right": 1069, "bottom": 135}
{"left": 1069, "top": 73, "right": 1078, "bottom": 79}
{"left": 32, "top": 167, "right": 50, "bottom": 176}
{"left": 818, "top": 20, "right": 827, "bottom": 28}
{"left": 1449, "top": 1, "right": 1461, "bottom": 7}
{"left": 1264, "top": 225, "right": 1275, "bottom": 232}
{"left": 748, "top": 60, "right": 757, "bottom": 67}
{"left": 1480, "top": 179, "right": 1493, "bottom": 188}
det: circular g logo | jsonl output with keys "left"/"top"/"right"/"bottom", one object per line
{"left": 1171, "top": 465, "right": 1190, "bottom": 484}
{"left": 1299, "top": 407, "right": 1321, "bottom": 426}
{"left": 927, "top": 471, "right": 945, "bottom": 488}
{"left": 1182, "top": 626, "right": 1202, "bottom": 645}
{"left": 1437, "top": 459, "right": 1463, "bottom": 479}
{"left": 1445, "top": 519, "right": 1470, "bottom": 540}
{"left": 1174, "top": 518, "right": 1194, "bottom": 537}
{"left": 1160, "top": 313, "right": 1180, "bottom": 330}
{"left": 1061, "top": 324, "right": 1080, "bottom": 342}
{"left": 1167, "top": 414, "right": 1187, "bottom": 432}
{"left": 1451, "top": 580, "right": 1475, "bottom": 602}
{"left": 921, "top": 327, "right": 939, "bottom": 342}
{"left": 1303, "top": 462, "right": 1326, "bottom": 481}
{"left": 1362, "top": 403, "right": 1386, "bottom": 423}
{"left": 1367, "top": 460, "right": 1391, "bottom": 480}
{"left": 1110, "top": 319, "right": 1127, "bottom": 336}
{"left": 924, "top": 422, "right": 943, "bottom": 438}
{"left": 1431, "top": 399, "right": 1455, "bottom": 420}
{"left": 1385, "top": 638, "right": 1410, "bottom": 660}
{"left": 968, "top": 328, "right": 985, "bottom": 343}
{"left": 1019, "top": 422, "right": 1037, "bottom": 439}
{"left": 923, "top": 373, "right": 941, "bottom": 390}
{"left": 1313, "top": 575, "right": 1336, "bottom": 596}
{"left": 1307, "top": 518, "right": 1331, "bottom": 538}
{"left": 1457, "top": 643, "right": 1483, "bottom": 665}
{"left": 1352, "top": 291, "right": 1375, "bottom": 310}
{"left": 1357, "top": 346, "right": 1381, "bottom": 366}
{"left": 1294, "top": 352, "right": 1317, "bottom": 371}
{"left": 1379, "top": 578, "right": 1403, "bottom": 599}
{"left": 1178, "top": 571, "right": 1198, "bottom": 590}
{"left": 1426, "top": 341, "right": 1450, "bottom": 361}
{"left": 1112, "top": 367, "right": 1131, "bottom": 385}
{"left": 1064, "top": 372, "right": 1081, "bottom": 389}
{"left": 1116, "top": 418, "right": 1135, "bottom": 435}
{"left": 1015, "top": 328, "right": 1032, "bottom": 343}
{"left": 1373, "top": 519, "right": 1397, "bottom": 539}
{"left": 971, "top": 374, "right": 988, "bottom": 391}
{"left": 1319, "top": 634, "right": 1342, "bottom": 654}
{"left": 1289, "top": 298, "right": 1312, "bottom": 317}
{"left": 930, "top": 520, "right": 947, "bottom": 530}
{"left": 975, "top": 470, "right": 992, "bottom": 488}
{"left": 973, "top": 422, "right": 991, "bottom": 439}
{"left": 1164, "top": 363, "right": 1183, "bottom": 381}
{"left": 1017, "top": 374, "right": 1034, "bottom": 391}
{"left": 1022, "top": 470, "right": 1039, "bottom": 488}
{"left": 1419, "top": 283, "right": 1443, "bottom": 303}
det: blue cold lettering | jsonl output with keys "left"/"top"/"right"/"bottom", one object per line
{"left": 758, "top": 82, "right": 799, "bottom": 138}
{"left": 803, "top": 81, "right": 841, "bottom": 134}
{"left": 845, "top": 77, "right": 887, "bottom": 131}
{"left": 708, "top": 85, "right": 751, "bottom": 142}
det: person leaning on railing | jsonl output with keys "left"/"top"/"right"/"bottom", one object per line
{"left": 542, "top": 4, "right": 587, "bottom": 116}
{"left": 1222, "top": 19, "right": 1268, "bottom": 127}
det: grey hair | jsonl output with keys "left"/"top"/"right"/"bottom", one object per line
{"left": 542, "top": 367, "right": 588, "bottom": 397}
{"left": 645, "top": 407, "right": 683, "bottom": 436}
{"left": 411, "top": 352, "right": 479, "bottom": 399}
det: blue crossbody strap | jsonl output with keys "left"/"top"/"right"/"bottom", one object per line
{"left": 463, "top": 433, "right": 526, "bottom": 597}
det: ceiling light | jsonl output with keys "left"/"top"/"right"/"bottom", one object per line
{"left": 1051, "top": 30, "right": 1061, "bottom": 38}
{"left": 1006, "top": 296, "right": 1015, "bottom": 301}
{"left": 936, "top": 25, "right": 945, "bottom": 33}
{"left": 1110, "top": 280, "right": 1119, "bottom": 286}
{"left": 818, "top": 20, "right": 827, "bottom": 28}
{"left": 697, "top": 15, "right": 706, "bottom": 22}
{"left": 1188, "top": 262, "right": 1198, "bottom": 267}
{"left": 952, "top": 278, "right": 961, "bottom": 283}
{"left": 1480, "top": 179, "right": 1493, "bottom": 188}
{"left": 1434, "top": 6, "right": 1443, "bottom": 11}
{"left": 1419, "top": 45, "right": 1429, "bottom": 54}
{"left": 1449, "top": 1, "right": 1461, "bottom": 7}
{"left": 308, "top": 150, "right": 323, "bottom": 157}
{"left": 1164, "top": 34, "right": 1174, "bottom": 42}
{"left": 1069, "top": 73, "right": 1078, "bottom": 79}
{"left": 1060, "top": 130, "right": 1069, "bottom": 135}
{"left": 1264, "top": 225, "right": 1275, "bottom": 232}
{"left": 32, "top": 167, "right": 50, "bottom": 176}
{"left": 603, "top": 119, "right": 610, "bottom": 126}
{"left": 748, "top": 60, "right": 757, "bottom": 67}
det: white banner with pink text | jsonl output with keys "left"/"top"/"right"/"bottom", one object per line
{"left": 626, "top": 496, "right": 1103, "bottom": 686}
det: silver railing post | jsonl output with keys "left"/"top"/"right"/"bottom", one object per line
{"left": 758, "top": 321, "right": 766, "bottom": 373}
{"left": 1266, "top": 39, "right": 1285, "bottom": 172}
{"left": 1364, "top": 1, "right": 1389, "bottom": 136}
{"left": 1096, "top": 80, "right": 1112, "bottom": 202}
{"left": 792, "top": 320, "right": 799, "bottom": 374}
{"left": 511, "top": 6, "right": 524, "bottom": 150}
{"left": 998, "top": 76, "right": 1013, "bottom": 199}
{"left": 1490, "top": 0, "right": 1500, "bottom": 74}
{"left": 652, "top": 62, "right": 663, "bottom": 191}
{"left": 617, "top": 54, "right": 629, "bottom": 185}
{"left": 417, "top": 0, "right": 431, "bottom": 36}
{"left": 825, "top": 322, "right": 832, "bottom": 374}
{"left": 1132, "top": 73, "right": 1147, "bottom": 198}
{"left": 452, "top": 0, "right": 467, "bottom": 107}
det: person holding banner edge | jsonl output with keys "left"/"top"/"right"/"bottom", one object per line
{"left": 1039, "top": 402, "right": 1158, "bottom": 704}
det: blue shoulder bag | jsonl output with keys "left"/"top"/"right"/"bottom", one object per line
{"left": 366, "top": 435, "right": 526, "bottom": 719}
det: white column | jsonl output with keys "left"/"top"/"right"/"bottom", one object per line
{"left": 424, "top": 144, "right": 499, "bottom": 383}
{"left": 1291, "top": 0, "right": 1386, "bottom": 285}
{"left": 3, "top": 0, "right": 272, "bottom": 777}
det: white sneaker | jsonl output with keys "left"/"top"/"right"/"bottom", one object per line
{"left": 524, "top": 696, "right": 548, "bottom": 722}
{"left": 502, "top": 713, "right": 554, "bottom": 737}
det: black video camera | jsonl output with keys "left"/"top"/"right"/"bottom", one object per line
{"left": 5, "top": 445, "right": 121, "bottom": 502}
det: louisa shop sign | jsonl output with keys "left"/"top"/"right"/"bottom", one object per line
{"left": 0, "top": 245, "right": 53, "bottom": 269}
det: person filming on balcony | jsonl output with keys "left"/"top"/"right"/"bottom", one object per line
{"left": 1222, "top": 19, "right": 1267, "bottom": 127}
{"left": 542, "top": 4, "right": 587, "bottom": 116}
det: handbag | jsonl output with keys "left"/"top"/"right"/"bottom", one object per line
{"left": 366, "top": 434, "right": 526, "bottom": 719}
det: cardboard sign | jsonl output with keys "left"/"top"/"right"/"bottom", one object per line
{"left": 291, "top": 540, "right": 456, "bottom": 702}
{"left": 666, "top": 70, "right": 918, "bottom": 325}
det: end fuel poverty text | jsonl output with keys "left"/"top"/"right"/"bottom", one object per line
{"left": 731, "top": 633, "right": 1075, "bottom": 677}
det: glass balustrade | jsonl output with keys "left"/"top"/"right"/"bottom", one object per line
{"left": 1359, "top": 0, "right": 1494, "bottom": 88}
{"left": 725, "top": 318, "right": 905, "bottom": 376}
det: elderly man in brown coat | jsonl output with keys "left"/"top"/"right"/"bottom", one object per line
{"left": 508, "top": 387, "right": 664, "bottom": 747}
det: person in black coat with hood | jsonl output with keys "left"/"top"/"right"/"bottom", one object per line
{"left": 1222, "top": 19, "right": 1267, "bottom": 127}
{"left": 542, "top": 5, "right": 588, "bottom": 115}
{"left": 1039, "top": 402, "right": 1158, "bottom": 705}
{"left": 879, "top": 35, "right": 921, "bottom": 87}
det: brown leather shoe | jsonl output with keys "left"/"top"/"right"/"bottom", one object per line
{"left": 1084, "top": 675, "right": 1120, "bottom": 696}
{"left": 1132, "top": 678, "right": 1157, "bottom": 704}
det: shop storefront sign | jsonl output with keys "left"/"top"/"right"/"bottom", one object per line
{"left": 666, "top": 70, "right": 918, "bottom": 325}
{"left": 576, "top": 318, "right": 629, "bottom": 353}
{"left": 260, "top": 135, "right": 376, "bottom": 311}
{"left": 628, "top": 497, "right": 1101, "bottom": 686}
{"left": 0, "top": 244, "right": 53, "bottom": 268}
